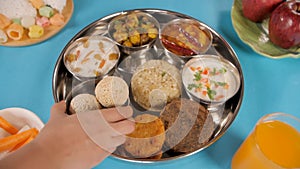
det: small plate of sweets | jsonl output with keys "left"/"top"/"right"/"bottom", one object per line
{"left": 0, "top": 0, "right": 73, "bottom": 46}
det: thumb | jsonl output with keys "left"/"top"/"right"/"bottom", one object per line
{"left": 50, "top": 101, "right": 67, "bottom": 119}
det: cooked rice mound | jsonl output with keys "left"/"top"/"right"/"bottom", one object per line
{"left": 131, "top": 60, "right": 181, "bottom": 111}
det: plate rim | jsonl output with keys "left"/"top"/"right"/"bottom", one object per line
{"left": 0, "top": 107, "right": 45, "bottom": 130}
{"left": 51, "top": 8, "right": 245, "bottom": 163}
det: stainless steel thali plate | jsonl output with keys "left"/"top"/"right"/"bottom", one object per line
{"left": 52, "top": 9, "right": 244, "bottom": 163}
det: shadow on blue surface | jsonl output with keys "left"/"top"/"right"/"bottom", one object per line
{"left": 206, "top": 129, "right": 244, "bottom": 169}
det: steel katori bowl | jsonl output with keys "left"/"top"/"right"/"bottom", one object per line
{"left": 182, "top": 54, "right": 241, "bottom": 106}
{"left": 63, "top": 35, "right": 120, "bottom": 81}
{"left": 107, "top": 11, "right": 160, "bottom": 55}
{"left": 160, "top": 18, "right": 213, "bottom": 62}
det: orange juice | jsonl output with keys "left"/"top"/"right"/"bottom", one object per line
{"left": 232, "top": 120, "right": 300, "bottom": 169}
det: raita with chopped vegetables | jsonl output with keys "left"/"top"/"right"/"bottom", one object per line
{"left": 182, "top": 56, "right": 240, "bottom": 103}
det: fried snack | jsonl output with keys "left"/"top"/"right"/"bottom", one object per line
{"left": 6, "top": 23, "right": 24, "bottom": 41}
{"left": 147, "top": 151, "right": 163, "bottom": 160}
{"left": 115, "top": 145, "right": 163, "bottom": 160}
{"left": 0, "top": 29, "right": 8, "bottom": 43}
{"left": 70, "top": 94, "right": 101, "bottom": 114}
{"left": 0, "top": 14, "right": 11, "bottom": 29}
{"left": 160, "top": 98, "right": 214, "bottom": 153}
{"left": 50, "top": 13, "right": 65, "bottom": 26}
{"left": 95, "top": 76, "right": 129, "bottom": 107}
{"left": 124, "top": 114, "right": 165, "bottom": 158}
{"left": 29, "top": 0, "right": 44, "bottom": 9}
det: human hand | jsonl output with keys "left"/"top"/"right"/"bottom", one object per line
{"left": 0, "top": 101, "right": 135, "bottom": 169}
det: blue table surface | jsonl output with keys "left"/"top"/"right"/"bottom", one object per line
{"left": 1, "top": 0, "right": 300, "bottom": 168}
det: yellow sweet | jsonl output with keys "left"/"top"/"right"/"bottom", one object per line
{"left": 28, "top": 25, "right": 44, "bottom": 39}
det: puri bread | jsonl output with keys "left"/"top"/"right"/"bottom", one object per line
{"left": 160, "top": 98, "right": 214, "bottom": 153}
{"left": 124, "top": 114, "right": 165, "bottom": 158}
{"left": 70, "top": 93, "right": 101, "bottom": 114}
{"left": 131, "top": 60, "right": 181, "bottom": 111}
{"left": 95, "top": 76, "right": 129, "bottom": 107}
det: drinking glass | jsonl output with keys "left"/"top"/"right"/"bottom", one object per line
{"left": 231, "top": 112, "right": 300, "bottom": 169}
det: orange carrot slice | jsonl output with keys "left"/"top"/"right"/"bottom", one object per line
{"left": 0, "top": 116, "right": 18, "bottom": 135}
{"left": 10, "top": 129, "right": 38, "bottom": 152}
{"left": 0, "top": 128, "right": 38, "bottom": 152}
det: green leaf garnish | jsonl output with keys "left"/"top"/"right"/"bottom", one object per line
{"left": 194, "top": 71, "right": 202, "bottom": 81}
{"left": 216, "top": 82, "right": 227, "bottom": 86}
{"left": 207, "top": 87, "right": 217, "bottom": 100}
{"left": 187, "top": 83, "right": 201, "bottom": 90}
{"left": 212, "top": 68, "right": 217, "bottom": 75}
{"left": 219, "top": 68, "right": 227, "bottom": 74}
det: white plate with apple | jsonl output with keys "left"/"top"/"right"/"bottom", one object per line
{"left": 231, "top": 0, "right": 300, "bottom": 59}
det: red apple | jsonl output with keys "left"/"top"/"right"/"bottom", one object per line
{"left": 242, "top": 0, "right": 283, "bottom": 22}
{"left": 269, "top": 0, "right": 300, "bottom": 49}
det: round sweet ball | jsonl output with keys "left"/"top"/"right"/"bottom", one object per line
{"left": 70, "top": 93, "right": 101, "bottom": 114}
{"left": 95, "top": 76, "right": 129, "bottom": 107}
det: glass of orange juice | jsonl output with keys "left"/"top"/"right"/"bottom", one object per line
{"left": 231, "top": 112, "right": 300, "bottom": 169}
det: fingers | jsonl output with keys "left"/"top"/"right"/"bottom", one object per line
{"left": 99, "top": 107, "right": 135, "bottom": 136}
{"left": 50, "top": 101, "right": 67, "bottom": 119}
{"left": 110, "top": 135, "right": 126, "bottom": 146}
{"left": 110, "top": 119, "right": 135, "bottom": 136}
{"left": 87, "top": 132, "right": 127, "bottom": 151}
{"left": 74, "top": 106, "right": 135, "bottom": 154}
{"left": 104, "top": 147, "right": 117, "bottom": 154}
{"left": 101, "top": 106, "right": 133, "bottom": 122}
